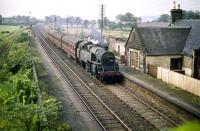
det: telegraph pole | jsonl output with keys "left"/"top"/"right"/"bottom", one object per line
{"left": 99, "top": 4, "right": 105, "bottom": 36}
{"left": 66, "top": 16, "right": 69, "bottom": 33}
{"left": 28, "top": 11, "right": 31, "bottom": 37}
{"left": 54, "top": 16, "right": 56, "bottom": 30}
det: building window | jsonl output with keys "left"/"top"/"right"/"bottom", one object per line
{"left": 129, "top": 50, "right": 139, "bottom": 69}
{"left": 170, "top": 58, "right": 182, "bottom": 70}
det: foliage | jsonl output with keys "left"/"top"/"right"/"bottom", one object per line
{"left": 116, "top": 12, "right": 141, "bottom": 30}
{"left": 169, "top": 121, "right": 200, "bottom": 131}
{"left": 82, "top": 20, "right": 89, "bottom": 28}
{"left": 0, "top": 15, "right": 2, "bottom": 25}
{"left": 157, "top": 10, "right": 200, "bottom": 22}
{"left": 183, "top": 10, "right": 200, "bottom": 19}
{"left": 15, "top": 32, "right": 29, "bottom": 42}
{"left": 7, "top": 42, "right": 32, "bottom": 71}
{"left": 0, "top": 28, "right": 63, "bottom": 130}
{"left": 157, "top": 14, "right": 171, "bottom": 22}
{"left": 3, "top": 15, "right": 31, "bottom": 26}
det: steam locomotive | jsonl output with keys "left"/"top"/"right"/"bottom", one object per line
{"left": 45, "top": 28, "right": 123, "bottom": 82}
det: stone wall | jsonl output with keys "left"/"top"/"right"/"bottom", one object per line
{"left": 146, "top": 55, "right": 182, "bottom": 69}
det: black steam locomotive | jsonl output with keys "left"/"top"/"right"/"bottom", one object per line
{"left": 45, "top": 28, "right": 123, "bottom": 82}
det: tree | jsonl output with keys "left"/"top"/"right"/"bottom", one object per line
{"left": 183, "top": 10, "right": 200, "bottom": 19}
{"left": 74, "top": 17, "right": 82, "bottom": 27}
{"left": 90, "top": 20, "right": 96, "bottom": 29}
{"left": 108, "top": 21, "right": 117, "bottom": 30}
{"left": 137, "top": 17, "right": 142, "bottom": 23}
{"left": 116, "top": 12, "right": 137, "bottom": 29}
{"left": 68, "top": 16, "right": 75, "bottom": 27}
{"left": 157, "top": 14, "right": 170, "bottom": 22}
{"left": 82, "top": 20, "right": 89, "bottom": 28}
{"left": 0, "top": 14, "right": 2, "bottom": 25}
{"left": 103, "top": 17, "right": 110, "bottom": 29}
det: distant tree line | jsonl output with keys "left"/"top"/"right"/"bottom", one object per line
{"left": 45, "top": 15, "right": 96, "bottom": 29}
{"left": 157, "top": 10, "right": 200, "bottom": 22}
{"left": 98, "top": 12, "right": 142, "bottom": 30}
{"left": 1, "top": 15, "right": 39, "bottom": 26}
{"left": 0, "top": 14, "right": 2, "bottom": 25}
{"left": 45, "top": 12, "right": 142, "bottom": 31}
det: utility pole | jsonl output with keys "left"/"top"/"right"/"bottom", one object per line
{"left": 54, "top": 16, "right": 56, "bottom": 31}
{"left": 28, "top": 11, "right": 31, "bottom": 37}
{"left": 29, "top": 11, "right": 31, "bottom": 29}
{"left": 66, "top": 16, "right": 69, "bottom": 33}
{"left": 99, "top": 4, "right": 105, "bottom": 36}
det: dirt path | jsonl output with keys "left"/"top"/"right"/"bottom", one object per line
{"left": 33, "top": 36, "right": 102, "bottom": 131}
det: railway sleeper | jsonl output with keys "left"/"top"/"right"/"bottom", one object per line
{"left": 103, "top": 123, "right": 124, "bottom": 129}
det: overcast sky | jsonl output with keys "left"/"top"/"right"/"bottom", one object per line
{"left": 0, "top": 0, "right": 200, "bottom": 20}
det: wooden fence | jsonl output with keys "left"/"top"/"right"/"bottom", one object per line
{"left": 157, "top": 67, "right": 200, "bottom": 97}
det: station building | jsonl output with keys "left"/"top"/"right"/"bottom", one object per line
{"left": 125, "top": 3, "right": 200, "bottom": 79}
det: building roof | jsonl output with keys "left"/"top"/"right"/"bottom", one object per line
{"left": 126, "top": 25, "right": 191, "bottom": 56}
{"left": 127, "top": 19, "right": 200, "bottom": 56}
{"left": 174, "top": 20, "right": 200, "bottom": 56}
{"left": 137, "top": 27, "right": 191, "bottom": 55}
{"left": 138, "top": 22, "right": 170, "bottom": 27}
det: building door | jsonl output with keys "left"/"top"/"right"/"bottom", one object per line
{"left": 194, "top": 49, "right": 200, "bottom": 79}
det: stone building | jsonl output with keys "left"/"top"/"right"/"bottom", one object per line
{"left": 109, "top": 37, "right": 126, "bottom": 57}
{"left": 125, "top": 2, "right": 200, "bottom": 79}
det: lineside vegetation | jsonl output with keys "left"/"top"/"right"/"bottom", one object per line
{"left": 0, "top": 26, "right": 70, "bottom": 131}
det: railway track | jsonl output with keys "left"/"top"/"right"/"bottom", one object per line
{"left": 35, "top": 27, "right": 131, "bottom": 131}
{"left": 107, "top": 84, "right": 177, "bottom": 129}
{"left": 34, "top": 26, "right": 180, "bottom": 130}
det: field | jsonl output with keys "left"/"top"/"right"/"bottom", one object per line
{"left": 0, "top": 25, "right": 20, "bottom": 39}
{"left": 104, "top": 30, "right": 130, "bottom": 39}
{"left": 0, "top": 25, "right": 19, "bottom": 32}
{"left": 62, "top": 27, "right": 130, "bottom": 39}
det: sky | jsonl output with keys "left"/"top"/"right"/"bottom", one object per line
{"left": 0, "top": 0, "right": 200, "bottom": 20}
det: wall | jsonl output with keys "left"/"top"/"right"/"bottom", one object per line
{"left": 157, "top": 67, "right": 200, "bottom": 96}
{"left": 127, "top": 48, "right": 145, "bottom": 72}
{"left": 146, "top": 55, "right": 182, "bottom": 69}
{"left": 182, "top": 55, "right": 193, "bottom": 76}
{"left": 108, "top": 37, "right": 125, "bottom": 56}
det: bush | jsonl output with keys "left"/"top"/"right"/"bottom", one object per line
{"left": 15, "top": 32, "right": 29, "bottom": 43}
{"left": 1, "top": 31, "right": 10, "bottom": 34}
{"left": 57, "top": 123, "right": 71, "bottom": 131}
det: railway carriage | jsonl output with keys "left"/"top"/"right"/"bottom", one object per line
{"left": 62, "top": 35, "right": 80, "bottom": 59}
{"left": 48, "top": 31, "right": 62, "bottom": 48}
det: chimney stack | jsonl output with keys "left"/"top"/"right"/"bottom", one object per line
{"left": 170, "top": 0, "right": 183, "bottom": 23}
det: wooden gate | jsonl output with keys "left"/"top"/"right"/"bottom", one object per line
{"left": 148, "top": 64, "right": 157, "bottom": 78}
